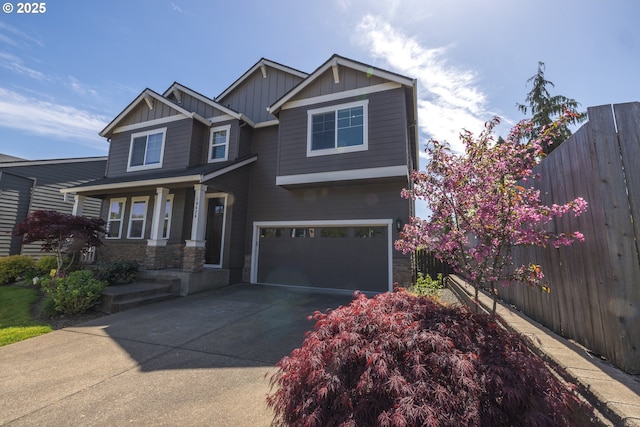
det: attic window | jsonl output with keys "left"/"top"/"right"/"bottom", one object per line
{"left": 307, "top": 100, "right": 368, "bottom": 157}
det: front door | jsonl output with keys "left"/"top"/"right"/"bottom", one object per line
{"left": 204, "top": 194, "right": 227, "bottom": 266}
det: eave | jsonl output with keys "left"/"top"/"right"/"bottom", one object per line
{"left": 267, "top": 54, "right": 416, "bottom": 115}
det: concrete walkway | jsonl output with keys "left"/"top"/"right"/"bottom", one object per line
{"left": 0, "top": 283, "right": 353, "bottom": 426}
{"left": 447, "top": 275, "right": 640, "bottom": 427}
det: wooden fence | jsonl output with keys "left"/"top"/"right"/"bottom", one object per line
{"left": 502, "top": 102, "right": 640, "bottom": 374}
{"left": 414, "top": 249, "right": 454, "bottom": 280}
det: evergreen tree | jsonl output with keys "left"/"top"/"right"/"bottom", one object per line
{"left": 517, "top": 61, "right": 586, "bottom": 155}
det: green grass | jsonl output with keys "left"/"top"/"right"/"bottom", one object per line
{"left": 0, "top": 286, "right": 52, "bottom": 346}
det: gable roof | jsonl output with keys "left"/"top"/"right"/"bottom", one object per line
{"left": 267, "top": 54, "right": 416, "bottom": 115}
{"left": 162, "top": 82, "right": 256, "bottom": 127}
{"left": 99, "top": 88, "right": 213, "bottom": 138}
{"left": 215, "top": 58, "right": 308, "bottom": 102}
{"left": 0, "top": 156, "right": 107, "bottom": 168}
{"left": 0, "top": 153, "right": 25, "bottom": 162}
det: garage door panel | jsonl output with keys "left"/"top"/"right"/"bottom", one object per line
{"left": 257, "top": 225, "right": 388, "bottom": 292}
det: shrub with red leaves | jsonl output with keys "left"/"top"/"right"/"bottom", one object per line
{"left": 267, "top": 290, "right": 594, "bottom": 427}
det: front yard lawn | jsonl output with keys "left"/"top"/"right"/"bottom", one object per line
{"left": 0, "top": 286, "right": 52, "bottom": 346}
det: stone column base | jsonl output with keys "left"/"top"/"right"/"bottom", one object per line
{"left": 183, "top": 240, "right": 206, "bottom": 273}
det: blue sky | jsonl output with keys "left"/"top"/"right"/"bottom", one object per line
{"left": 0, "top": 0, "right": 638, "bottom": 160}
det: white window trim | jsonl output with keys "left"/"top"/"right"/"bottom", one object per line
{"left": 106, "top": 198, "right": 127, "bottom": 240}
{"left": 307, "top": 100, "right": 368, "bottom": 157}
{"left": 127, "top": 128, "right": 167, "bottom": 172}
{"left": 161, "top": 194, "right": 174, "bottom": 239}
{"left": 250, "top": 219, "right": 392, "bottom": 291}
{"left": 127, "top": 196, "right": 150, "bottom": 239}
{"left": 208, "top": 124, "right": 231, "bottom": 163}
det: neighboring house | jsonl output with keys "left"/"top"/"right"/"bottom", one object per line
{"left": 0, "top": 156, "right": 107, "bottom": 257}
{"left": 62, "top": 55, "right": 419, "bottom": 294}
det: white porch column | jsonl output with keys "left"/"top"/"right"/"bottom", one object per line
{"left": 189, "top": 183, "right": 208, "bottom": 242}
{"left": 72, "top": 194, "right": 86, "bottom": 216}
{"left": 148, "top": 187, "right": 169, "bottom": 244}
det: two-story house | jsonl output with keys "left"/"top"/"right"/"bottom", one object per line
{"left": 62, "top": 55, "right": 419, "bottom": 295}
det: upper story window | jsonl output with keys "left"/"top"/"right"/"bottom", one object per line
{"left": 208, "top": 124, "right": 230, "bottom": 162}
{"left": 127, "top": 196, "right": 149, "bottom": 239}
{"left": 106, "top": 198, "right": 126, "bottom": 239}
{"left": 307, "top": 100, "right": 368, "bottom": 157}
{"left": 127, "top": 128, "right": 166, "bottom": 172}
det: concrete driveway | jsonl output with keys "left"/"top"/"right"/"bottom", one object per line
{"left": 0, "top": 283, "right": 354, "bottom": 426}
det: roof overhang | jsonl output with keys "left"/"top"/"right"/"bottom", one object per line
{"left": 100, "top": 89, "right": 212, "bottom": 138}
{"left": 61, "top": 155, "right": 258, "bottom": 195}
{"left": 268, "top": 55, "right": 416, "bottom": 115}
{"left": 216, "top": 58, "right": 309, "bottom": 102}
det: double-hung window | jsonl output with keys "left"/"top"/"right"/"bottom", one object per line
{"left": 127, "top": 128, "right": 166, "bottom": 171}
{"left": 307, "top": 100, "right": 368, "bottom": 156}
{"left": 106, "top": 198, "right": 126, "bottom": 239}
{"left": 208, "top": 124, "right": 230, "bottom": 162}
{"left": 127, "top": 196, "right": 149, "bottom": 239}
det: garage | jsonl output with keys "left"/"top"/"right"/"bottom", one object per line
{"left": 252, "top": 221, "right": 392, "bottom": 293}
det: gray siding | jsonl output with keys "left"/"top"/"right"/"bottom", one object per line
{"left": 217, "top": 66, "right": 305, "bottom": 123}
{"left": 175, "top": 92, "right": 228, "bottom": 119}
{"left": 293, "top": 67, "right": 387, "bottom": 100}
{"left": 106, "top": 118, "right": 193, "bottom": 177}
{"left": 0, "top": 172, "right": 33, "bottom": 256}
{"left": 246, "top": 127, "right": 410, "bottom": 254}
{"left": 120, "top": 101, "right": 182, "bottom": 127}
{"left": 0, "top": 160, "right": 106, "bottom": 257}
{"left": 277, "top": 88, "right": 408, "bottom": 176}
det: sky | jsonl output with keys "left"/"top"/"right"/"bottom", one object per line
{"left": 0, "top": 0, "right": 639, "bottom": 161}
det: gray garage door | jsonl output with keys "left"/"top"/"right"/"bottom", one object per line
{"left": 256, "top": 225, "right": 389, "bottom": 292}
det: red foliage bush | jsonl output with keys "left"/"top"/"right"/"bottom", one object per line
{"left": 267, "top": 290, "right": 594, "bottom": 427}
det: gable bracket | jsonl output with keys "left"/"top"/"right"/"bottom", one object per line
{"left": 331, "top": 58, "right": 339, "bottom": 84}
{"left": 260, "top": 62, "right": 267, "bottom": 79}
{"left": 144, "top": 94, "right": 154, "bottom": 110}
{"left": 171, "top": 88, "right": 182, "bottom": 104}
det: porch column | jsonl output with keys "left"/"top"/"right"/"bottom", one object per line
{"left": 145, "top": 187, "right": 169, "bottom": 270}
{"left": 183, "top": 184, "right": 207, "bottom": 272}
{"left": 149, "top": 187, "right": 169, "bottom": 242}
{"left": 72, "top": 194, "right": 86, "bottom": 216}
{"left": 189, "top": 184, "right": 208, "bottom": 242}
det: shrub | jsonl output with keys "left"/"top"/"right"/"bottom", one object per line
{"left": 267, "top": 290, "right": 594, "bottom": 427}
{"left": 36, "top": 256, "right": 58, "bottom": 276}
{"left": 93, "top": 260, "right": 139, "bottom": 285}
{"left": 0, "top": 255, "right": 36, "bottom": 285}
{"left": 41, "top": 270, "right": 107, "bottom": 315}
{"left": 409, "top": 272, "right": 443, "bottom": 297}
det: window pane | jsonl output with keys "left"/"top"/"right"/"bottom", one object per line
{"left": 107, "top": 219, "right": 121, "bottom": 238}
{"left": 311, "top": 112, "right": 335, "bottom": 150}
{"left": 109, "top": 201, "right": 123, "bottom": 220}
{"left": 338, "top": 127, "right": 363, "bottom": 147}
{"left": 212, "top": 130, "right": 227, "bottom": 145}
{"left": 130, "top": 137, "right": 146, "bottom": 166}
{"left": 337, "top": 106, "right": 364, "bottom": 148}
{"left": 320, "top": 227, "right": 348, "bottom": 238}
{"left": 354, "top": 227, "right": 385, "bottom": 238}
{"left": 210, "top": 145, "right": 226, "bottom": 160}
{"left": 145, "top": 133, "right": 163, "bottom": 164}
{"left": 131, "top": 201, "right": 146, "bottom": 219}
{"left": 129, "top": 221, "right": 143, "bottom": 238}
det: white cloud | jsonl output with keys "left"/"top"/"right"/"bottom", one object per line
{"left": 0, "top": 52, "right": 48, "bottom": 81}
{"left": 0, "top": 88, "right": 109, "bottom": 145}
{"left": 355, "top": 15, "right": 489, "bottom": 154}
{"left": 67, "top": 76, "right": 98, "bottom": 97}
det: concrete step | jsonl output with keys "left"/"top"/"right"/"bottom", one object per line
{"left": 100, "top": 281, "right": 177, "bottom": 314}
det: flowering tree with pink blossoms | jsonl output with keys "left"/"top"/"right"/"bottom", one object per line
{"left": 395, "top": 113, "right": 588, "bottom": 313}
